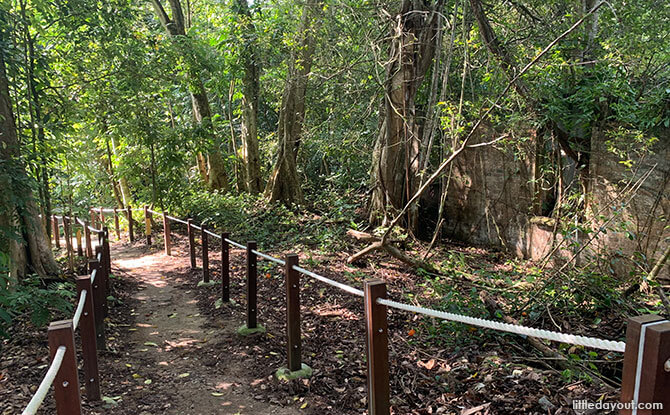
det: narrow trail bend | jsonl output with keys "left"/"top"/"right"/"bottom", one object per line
{"left": 103, "top": 242, "right": 298, "bottom": 415}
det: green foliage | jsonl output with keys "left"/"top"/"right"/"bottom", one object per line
{"left": 0, "top": 254, "right": 75, "bottom": 338}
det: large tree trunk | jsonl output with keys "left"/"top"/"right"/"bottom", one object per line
{"left": 19, "top": 0, "right": 53, "bottom": 237}
{"left": 264, "top": 0, "right": 321, "bottom": 205}
{"left": 0, "top": 45, "right": 58, "bottom": 280}
{"left": 151, "top": 0, "right": 229, "bottom": 191}
{"left": 234, "top": 0, "right": 263, "bottom": 193}
{"left": 369, "top": 0, "right": 444, "bottom": 231}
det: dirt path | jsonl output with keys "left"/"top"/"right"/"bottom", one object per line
{"left": 104, "top": 242, "right": 298, "bottom": 415}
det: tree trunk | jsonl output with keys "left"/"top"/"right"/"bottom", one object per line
{"left": 264, "top": 0, "right": 321, "bottom": 205}
{"left": 20, "top": 0, "right": 53, "bottom": 237}
{"left": 151, "top": 0, "right": 229, "bottom": 191}
{"left": 234, "top": 0, "right": 263, "bottom": 193}
{"left": 369, "top": 0, "right": 444, "bottom": 231}
{"left": 0, "top": 44, "right": 58, "bottom": 280}
{"left": 110, "top": 134, "right": 132, "bottom": 207}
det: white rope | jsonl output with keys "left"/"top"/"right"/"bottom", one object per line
{"left": 100, "top": 208, "right": 116, "bottom": 213}
{"left": 97, "top": 252, "right": 102, "bottom": 262}
{"left": 21, "top": 346, "right": 67, "bottom": 415}
{"left": 166, "top": 215, "right": 188, "bottom": 225}
{"left": 88, "top": 225, "right": 102, "bottom": 233}
{"left": 76, "top": 218, "right": 86, "bottom": 227}
{"left": 147, "top": 209, "right": 163, "bottom": 216}
{"left": 252, "top": 250, "right": 286, "bottom": 266}
{"left": 190, "top": 224, "right": 202, "bottom": 231}
{"left": 91, "top": 268, "right": 97, "bottom": 284}
{"left": 377, "top": 298, "right": 626, "bottom": 352}
{"left": 292, "top": 265, "right": 364, "bottom": 297}
{"left": 225, "top": 238, "right": 246, "bottom": 250}
{"left": 632, "top": 320, "right": 666, "bottom": 414}
{"left": 204, "top": 229, "right": 222, "bottom": 239}
{"left": 53, "top": 215, "right": 62, "bottom": 220}
{"left": 72, "top": 290, "right": 87, "bottom": 329}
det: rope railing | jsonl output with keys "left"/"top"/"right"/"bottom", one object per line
{"left": 72, "top": 290, "right": 87, "bottom": 329}
{"left": 23, "top": 215, "right": 111, "bottom": 414}
{"left": 377, "top": 298, "right": 626, "bottom": 352}
{"left": 147, "top": 209, "right": 163, "bottom": 216}
{"left": 225, "top": 238, "right": 246, "bottom": 250}
{"left": 204, "top": 229, "right": 221, "bottom": 239}
{"left": 252, "top": 249, "right": 286, "bottom": 266}
{"left": 81, "top": 205, "right": 667, "bottom": 414}
{"left": 21, "top": 346, "right": 66, "bottom": 415}
{"left": 292, "top": 265, "right": 364, "bottom": 297}
{"left": 166, "top": 215, "right": 187, "bottom": 225}
{"left": 155, "top": 210, "right": 624, "bottom": 351}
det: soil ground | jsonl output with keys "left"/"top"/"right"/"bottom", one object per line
{"left": 2, "top": 230, "right": 622, "bottom": 414}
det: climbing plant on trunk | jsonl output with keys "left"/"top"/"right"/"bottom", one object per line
{"left": 369, "top": 0, "right": 444, "bottom": 232}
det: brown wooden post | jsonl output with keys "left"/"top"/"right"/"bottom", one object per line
{"left": 144, "top": 205, "right": 152, "bottom": 245}
{"left": 202, "top": 225, "right": 209, "bottom": 282}
{"left": 98, "top": 207, "right": 104, "bottom": 227}
{"left": 187, "top": 219, "right": 196, "bottom": 269}
{"left": 364, "top": 279, "right": 390, "bottom": 415}
{"left": 113, "top": 208, "right": 120, "bottom": 240}
{"left": 47, "top": 320, "right": 82, "bottom": 415}
{"left": 221, "top": 232, "right": 230, "bottom": 303}
{"left": 620, "top": 315, "right": 670, "bottom": 414}
{"left": 84, "top": 220, "right": 93, "bottom": 258}
{"left": 163, "top": 213, "right": 171, "bottom": 256}
{"left": 246, "top": 241, "right": 258, "bottom": 329}
{"left": 76, "top": 229, "right": 83, "bottom": 257}
{"left": 89, "top": 256, "right": 105, "bottom": 350}
{"left": 76, "top": 275, "right": 100, "bottom": 401}
{"left": 285, "top": 254, "right": 301, "bottom": 371}
{"left": 127, "top": 205, "right": 134, "bottom": 242}
{"left": 52, "top": 215, "right": 60, "bottom": 249}
{"left": 102, "top": 227, "right": 111, "bottom": 275}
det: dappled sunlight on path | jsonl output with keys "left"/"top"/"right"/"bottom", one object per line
{"left": 106, "top": 242, "right": 298, "bottom": 414}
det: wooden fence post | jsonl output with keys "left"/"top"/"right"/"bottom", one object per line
{"left": 113, "top": 208, "right": 120, "bottom": 240}
{"left": 98, "top": 208, "right": 104, "bottom": 227}
{"left": 163, "top": 213, "right": 171, "bottom": 256}
{"left": 103, "top": 227, "right": 111, "bottom": 275}
{"left": 127, "top": 205, "right": 134, "bottom": 242}
{"left": 364, "top": 279, "right": 390, "bottom": 415}
{"left": 620, "top": 315, "right": 670, "bottom": 414}
{"left": 89, "top": 257, "right": 105, "bottom": 350}
{"left": 76, "top": 229, "right": 83, "bottom": 257}
{"left": 187, "top": 219, "right": 196, "bottom": 269}
{"left": 52, "top": 215, "right": 60, "bottom": 249}
{"left": 246, "top": 241, "right": 258, "bottom": 329}
{"left": 221, "top": 232, "right": 230, "bottom": 303}
{"left": 285, "top": 254, "right": 301, "bottom": 372}
{"left": 84, "top": 220, "right": 92, "bottom": 258}
{"left": 76, "top": 275, "right": 100, "bottom": 401}
{"left": 202, "top": 225, "right": 209, "bottom": 283}
{"left": 144, "top": 205, "right": 152, "bottom": 245}
{"left": 47, "top": 320, "right": 81, "bottom": 415}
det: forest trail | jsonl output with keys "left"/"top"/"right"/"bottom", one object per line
{"left": 105, "top": 242, "right": 298, "bottom": 415}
